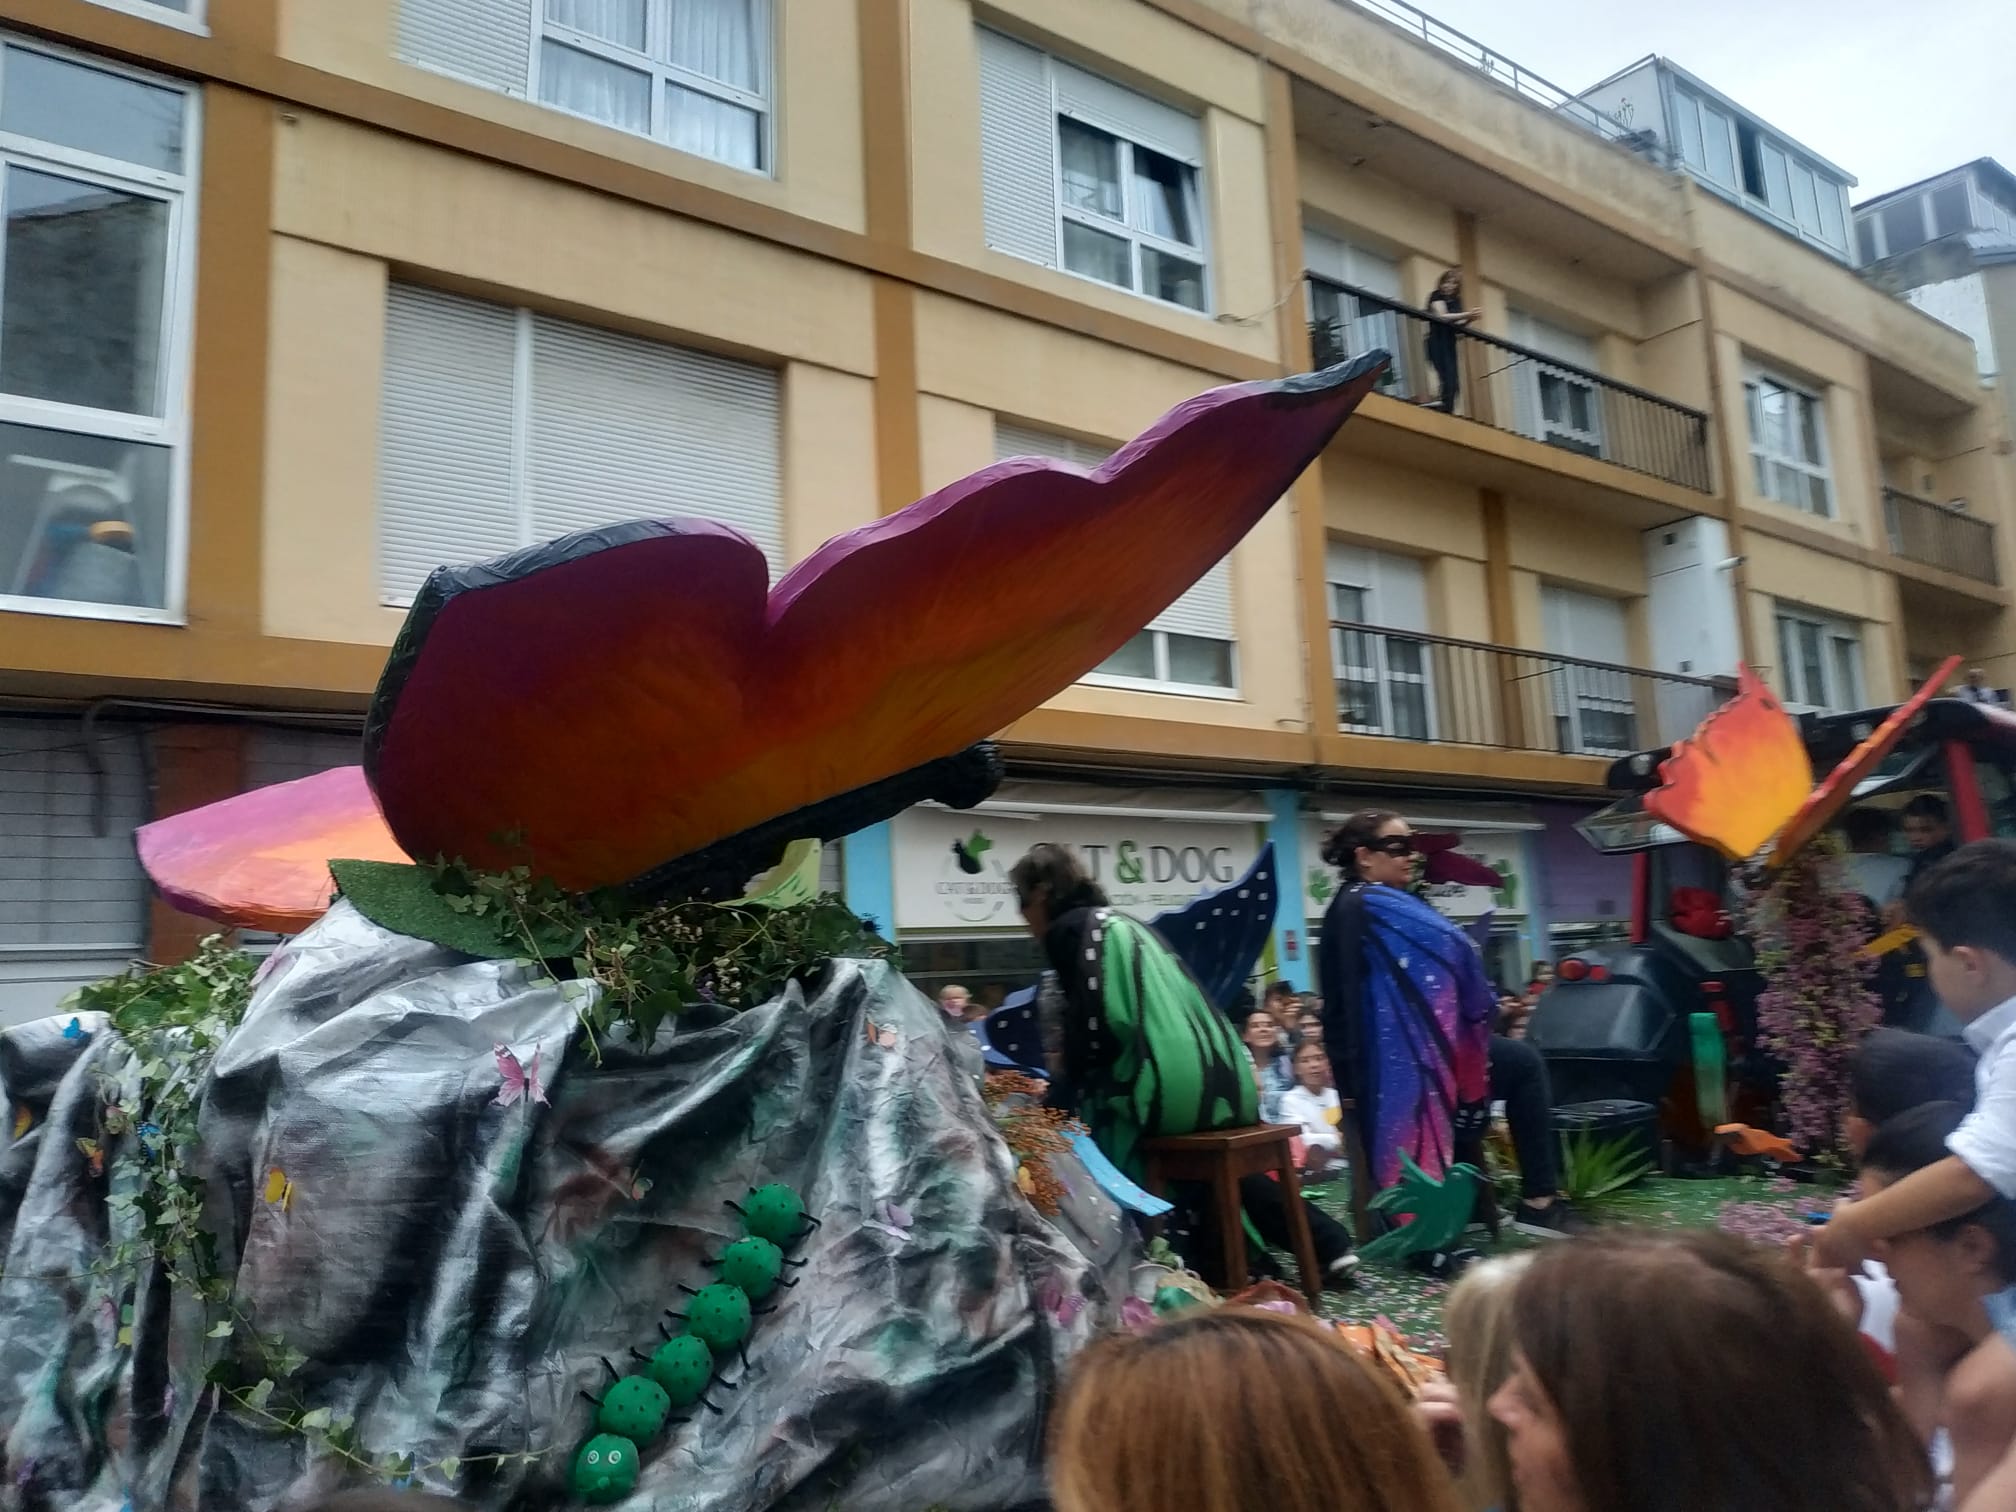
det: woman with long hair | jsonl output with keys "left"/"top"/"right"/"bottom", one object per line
{"left": 1492, "top": 1229, "right": 1933, "bottom": 1512}
{"left": 1051, "top": 1308, "right": 1459, "bottom": 1512}
{"left": 1437, "top": 1253, "right": 1533, "bottom": 1512}
{"left": 1317, "top": 810, "right": 1494, "bottom": 1209}
{"left": 1425, "top": 268, "right": 1481, "bottom": 413}
{"left": 1011, "top": 842, "right": 1359, "bottom": 1286}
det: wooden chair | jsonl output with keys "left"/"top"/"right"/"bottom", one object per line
{"left": 1141, "top": 1125, "right": 1323, "bottom": 1309}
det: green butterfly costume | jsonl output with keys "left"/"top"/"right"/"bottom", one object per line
{"left": 1039, "top": 906, "right": 1256, "bottom": 1177}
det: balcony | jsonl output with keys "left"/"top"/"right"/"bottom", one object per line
{"left": 1331, "top": 620, "right": 1726, "bottom": 759}
{"left": 1883, "top": 487, "right": 1999, "bottom": 586}
{"left": 1307, "top": 274, "right": 1714, "bottom": 497}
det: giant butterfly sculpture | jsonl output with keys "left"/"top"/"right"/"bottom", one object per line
{"left": 139, "top": 357, "right": 1389, "bottom": 928}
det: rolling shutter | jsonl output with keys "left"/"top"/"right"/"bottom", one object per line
{"left": 976, "top": 28, "right": 1058, "bottom": 268}
{"left": 527, "top": 314, "right": 782, "bottom": 565}
{"left": 994, "top": 421, "right": 1232, "bottom": 641}
{"left": 0, "top": 717, "right": 147, "bottom": 952}
{"left": 1052, "top": 58, "right": 1201, "bottom": 165}
{"left": 378, "top": 285, "right": 521, "bottom": 605}
{"left": 396, "top": 0, "right": 535, "bottom": 96}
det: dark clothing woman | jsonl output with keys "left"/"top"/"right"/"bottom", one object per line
{"left": 1425, "top": 282, "right": 1470, "bottom": 414}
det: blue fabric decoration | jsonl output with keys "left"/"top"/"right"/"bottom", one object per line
{"left": 981, "top": 987, "right": 1046, "bottom": 1073}
{"left": 1150, "top": 842, "right": 1279, "bottom": 1013}
{"left": 1067, "top": 1132, "right": 1173, "bottom": 1217}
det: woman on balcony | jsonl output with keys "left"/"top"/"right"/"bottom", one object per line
{"left": 1425, "top": 269, "right": 1482, "bottom": 414}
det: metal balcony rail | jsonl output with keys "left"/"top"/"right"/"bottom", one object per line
{"left": 1307, "top": 274, "right": 1715, "bottom": 494}
{"left": 1330, "top": 0, "right": 1650, "bottom": 154}
{"left": 1882, "top": 487, "right": 1999, "bottom": 585}
{"left": 1330, "top": 620, "right": 1726, "bottom": 758}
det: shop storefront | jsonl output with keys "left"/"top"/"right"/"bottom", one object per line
{"left": 886, "top": 781, "right": 1270, "bottom": 1011}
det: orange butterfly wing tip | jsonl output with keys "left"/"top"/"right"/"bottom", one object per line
{"left": 1769, "top": 655, "right": 1964, "bottom": 869}
{"left": 1644, "top": 666, "right": 1810, "bottom": 862}
{"left": 263, "top": 1166, "right": 293, "bottom": 1208}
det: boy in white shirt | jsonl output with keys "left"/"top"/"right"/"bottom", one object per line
{"left": 1279, "top": 1039, "right": 1346, "bottom": 1178}
{"left": 1820, "top": 843, "right": 2016, "bottom": 1283}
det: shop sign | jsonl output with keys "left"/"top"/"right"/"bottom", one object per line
{"left": 893, "top": 806, "right": 1262, "bottom": 932}
{"left": 1301, "top": 820, "right": 1527, "bottom": 921}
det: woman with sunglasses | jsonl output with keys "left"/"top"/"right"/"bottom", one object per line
{"left": 1317, "top": 811, "right": 1495, "bottom": 1268}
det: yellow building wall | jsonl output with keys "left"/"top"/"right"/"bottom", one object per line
{"left": 1297, "top": 153, "right": 1461, "bottom": 273}
{"left": 1709, "top": 287, "right": 1885, "bottom": 553}
{"left": 261, "top": 118, "right": 885, "bottom": 647}
{"left": 911, "top": 296, "right": 1307, "bottom": 732}
{"left": 1742, "top": 533, "right": 1904, "bottom": 704}
{"left": 908, "top": 0, "right": 1278, "bottom": 367}
{"left": 272, "top": 0, "right": 869, "bottom": 235}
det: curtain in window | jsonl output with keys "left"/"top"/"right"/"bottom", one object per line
{"left": 668, "top": 0, "right": 758, "bottom": 91}
{"left": 1058, "top": 119, "right": 1122, "bottom": 220}
{"left": 1130, "top": 148, "right": 1197, "bottom": 245}
{"left": 665, "top": 86, "right": 759, "bottom": 169}
{"left": 540, "top": 40, "right": 650, "bottom": 131}
{"left": 546, "top": 0, "right": 645, "bottom": 49}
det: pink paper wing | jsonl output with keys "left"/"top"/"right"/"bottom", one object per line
{"left": 136, "top": 766, "right": 407, "bottom": 933}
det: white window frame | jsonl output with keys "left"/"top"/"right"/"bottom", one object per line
{"left": 0, "top": 35, "right": 200, "bottom": 626}
{"left": 1744, "top": 363, "right": 1833, "bottom": 518}
{"left": 1326, "top": 547, "right": 1435, "bottom": 741}
{"left": 528, "top": 0, "right": 773, "bottom": 175}
{"left": 1509, "top": 309, "right": 1605, "bottom": 461}
{"left": 1775, "top": 605, "right": 1864, "bottom": 712}
{"left": 1052, "top": 111, "right": 1209, "bottom": 314}
{"left": 1081, "top": 629, "right": 1241, "bottom": 700}
{"left": 80, "top": 0, "right": 207, "bottom": 31}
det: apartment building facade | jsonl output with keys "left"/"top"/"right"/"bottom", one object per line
{"left": 1, "top": 0, "right": 2009, "bottom": 1021}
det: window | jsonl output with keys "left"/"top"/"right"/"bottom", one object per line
{"left": 1744, "top": 366, "right": 1832, "bottom": 516}
{"left": 996, "top": 421, "right": 1235, "bottom": 692}
{"left": 1775, "top": 607, "right": 1863, "bottom": 711}
{"left": 0, "top": 41, "right": 196, "bottom": 623}
{"left": 1671, "top": 84, "right": 1735, "bottom": 191}
{"left": 1542, "top": 585, "right": 1637, "bottom": 756}
{"left": 1327, "top": 543, "right": 1432, "bottom": 739}
{"left": 396, "top": 0, "right": 770, "bottom": 173}
{"left": 1932, "top": 181, "right": 1974, "bottom": 238}
{"left": 83, "top": 0, "right": 201, "bottom": 23}
{"left": 1304, "top": 229, "right": 1411, "bottom": 394}
{"left": 1508, "top": 309, "right": 1604, "bottom": 460}
{"left": 1880, "top": 195, "right": 1929, "bottom": 260}
{"left": 977, "top": 28, "right": 1208, "bottom": 313}
{"left": 378, "top": 283, "right": 780, "bottom": 605}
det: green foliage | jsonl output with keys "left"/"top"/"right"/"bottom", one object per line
{"left": 72, "top": 935, "right": 256, "bottom": 1308}
{"left": 342, "top": 857, "right": 898, "bottom": 1057}
{"left": 1559, "top": 1128, "right": 1656, "bottom": 1204}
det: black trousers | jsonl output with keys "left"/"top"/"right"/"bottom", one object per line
{"left": 1489, "top": 1033, "right": 1559, "bottom": 1199}
{"left": 1177, "top": 1174, "right": 1353, "bottom": 1288}
{"left": 1427, "top": 341, "right": 1460, "bottom": 412}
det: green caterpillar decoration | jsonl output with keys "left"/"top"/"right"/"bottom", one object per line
{"left": 567, "top": 1182, "right": 817, "bottom": 1505}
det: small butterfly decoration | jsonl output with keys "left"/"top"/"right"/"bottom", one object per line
{"left": 629, "top": 1172, "right": 653, "bottom": 1201}
{"left": 492, "top": 1044, "right": 550, "bottom": 1109}
{"left": 1038, "top": 1278, "right": 1086, "bottom": 1328}
{"left": 866, "top": 1199, "right": 913, "bottom": 1244}
{"left": 863, "top": 1020, "right": 899, "bottom": 1052}
{"left": 76, "top": 1136, "right": 104, "bottom": 1177}
{"left": 62, "top": 1017, "right": 84, "bottom": 1040}
{"left": 263, "top": 1165, "right": 295, "bottom": 1211}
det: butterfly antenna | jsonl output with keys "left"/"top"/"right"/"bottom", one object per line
{"left": 782, "top": 1257, "right": 808, "bottom": 1269}
{"left": 630, "top": 1347, "right": 652, "bottom": 1363}
{"left": 599, "top": 1355, "right": 623, "bottom": 1381}
{"left": 677, "top": 1283, "right": 700, "bottom": 1297}
{"left": 737, "top": 1342, "right": 752, "bottom": 1371}
{"left": 702, "top": 1395, "right": 725, "bottom": 1415}
{"left": 658, "top": 1319, "right": 678, "bottom": 1340}
{"left": 779, "top": 1277, "right": 800, "bottom": 1289}
{"left": 798, "top": 1216, "right": 823, "bottom": 1234}
{"left": 724, "top": 1200, "right": 747, "bottom": 1217}
{"left": 751, "top": 1304, "right": 777, "bottom": 1317}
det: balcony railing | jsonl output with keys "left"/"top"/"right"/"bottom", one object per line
{"left": 1307, "top": 274, "right": 1715, "bottom": 495}
{"left": 1883, "top": 487, "right": 1999, "bottom": 585}
{"left": 1330, "top": 620, "right": 1727, "bottom": 758}
{"left": 1329, "top": 0, "right": 1653, "bottom": 157}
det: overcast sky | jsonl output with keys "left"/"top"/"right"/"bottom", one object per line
{"left": 1401, "top": 0, "right": 2016, "bottom": 200}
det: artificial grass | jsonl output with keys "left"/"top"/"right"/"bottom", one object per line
{"left": 1294, "top": 1173, "right": 1825, "bottom": 1353}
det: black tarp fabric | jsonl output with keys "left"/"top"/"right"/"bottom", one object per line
{"left": 1, "top": 903, "right": 1139, "bottom": 1510}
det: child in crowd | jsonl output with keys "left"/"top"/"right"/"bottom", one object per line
{"left": 1241, "top": 1007, "right": 1292, "bottom": 1122}
{"left": 1416, "top": 1253, "right": 1532, "bottom": 1512}
{"left": 1859, "top": 1101, "right": 2016, "bottom": 1509}
{"left": 1050, "top": 1308, "right": 1458, "bottom": 1512}
{"left": 1279, "top": 1040, "right": 1345, "bottom": 1178}
{"left": 1820, "top": 843, "right": 2016, "bottom": 1283}
{"left": 1493, "top": 1229, "right": 1927, "bottom": 1512}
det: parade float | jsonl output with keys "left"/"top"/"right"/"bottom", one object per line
{"left": 0, "top": 357, "right": 1387, "bottom": 1511}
